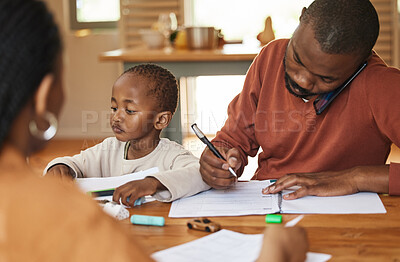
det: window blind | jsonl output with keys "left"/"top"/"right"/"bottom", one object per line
{"left": 371, "top": 0, "right": 399, "bottom": 66}
{"left": 119, "top": 0, "right": 183, "bottom": 48}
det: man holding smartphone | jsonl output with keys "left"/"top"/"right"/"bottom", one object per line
{"left": 199, "top": 0, "right": 400, "bottom": 198}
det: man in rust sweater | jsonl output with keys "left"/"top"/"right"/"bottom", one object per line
{"left": 199, "top": 0, "right": 400, "bottom": 199}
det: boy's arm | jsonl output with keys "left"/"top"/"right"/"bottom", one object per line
{"left": 46, "top": 163, "right": 75, "bottom": 180}
{"left": 43, "top": 137, "right": 121, "bottom": 178}
{"left": 44, "top": 155, "right": 85, "bottom": 178}
{"left": 147, "top": 153, "right": 211, "bottom": 202}
{"left": 148, "top": 164, "right": 211, "bottom": 202}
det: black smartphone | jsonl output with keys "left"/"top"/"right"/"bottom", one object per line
{"left": 313, "top": 61, "right": 367, "bottom": 115}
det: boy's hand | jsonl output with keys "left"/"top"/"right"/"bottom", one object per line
{"left": 46, "top": 164, "right": 75, "bottom": 181}
{"left": 257, "top": 226, "right": 308, "bottom": 262}
{"left": 113, "top": 177, "right": 166, "bottom": 207}
{"left": 199, "top": 146, "right": 241, "bottom": 189}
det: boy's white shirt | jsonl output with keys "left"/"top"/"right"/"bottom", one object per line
{"left": 43, "top": 137, "right": 210, "bottom": 202}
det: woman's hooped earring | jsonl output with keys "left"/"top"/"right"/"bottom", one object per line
{"left": 29, "top": 112, "right": 58, "bottom": 141}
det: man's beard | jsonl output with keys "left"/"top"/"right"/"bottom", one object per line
{"left": 283, "top": 57, "right": 318, "bottom": 99}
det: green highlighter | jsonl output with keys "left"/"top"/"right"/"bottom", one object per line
{"left": 265, "top": 214, "right": 282, "bottom": 223}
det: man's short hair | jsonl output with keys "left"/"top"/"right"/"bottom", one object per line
{"left": 301, "top": 0, "right": 379, "bottom": 60}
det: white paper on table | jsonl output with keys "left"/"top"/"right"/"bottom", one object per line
{"left": 169, "top": 180, "right": 280, "bottom": 217}
{"left": 281, "top": 191, "right": 386, "bottom": 214}
{"left": 151, "top": 229, "right": 331, "bottom": 262}
{"left": 75, "top": 167, "right": 159, "bottom": 192}
{"left": 169, "top": 180, "right": 386, "bottom": 217}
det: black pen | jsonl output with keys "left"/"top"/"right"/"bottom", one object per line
{"left": 191, "top": 123, "right": 237, "bottom": 177}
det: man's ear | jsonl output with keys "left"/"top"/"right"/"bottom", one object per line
{"left": 34, "top": 74, "right": 54, "bottom": 116}
{"left": 154, "top": 111, "right": 172, "bottom": 130}
{"left": 299, "top": 7, "right": 307, "bottom": 21}
{"left": 365, "top": 52, "right": 373, "bottom": 62}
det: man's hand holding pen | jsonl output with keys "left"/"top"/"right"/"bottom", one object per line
{"left": 199, "top": 146, "right": 242, "bottom": 189}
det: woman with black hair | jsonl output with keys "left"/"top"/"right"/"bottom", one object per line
{"left": 0, "top": 0, "right": 152, "bottom": 260}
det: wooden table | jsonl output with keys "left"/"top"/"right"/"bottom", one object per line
{"left": 99, "top": 44, "right": 259, "bottom": 75}
{"left": 121, "top": 195, "right": 400, "bottom": 261}
{"left": 99, "top": 45, "right": 260, "bottom": 143}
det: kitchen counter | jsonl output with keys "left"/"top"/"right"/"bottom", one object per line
{"left": 99, "top": 44, "right": 259, "bottom": 63}
{"left": 99, "top": 44, "right": 261, "bottom": 143}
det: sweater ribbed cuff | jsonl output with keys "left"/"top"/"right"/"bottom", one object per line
{"left": 389, "top": 162, "right": 400, "bottom": 195}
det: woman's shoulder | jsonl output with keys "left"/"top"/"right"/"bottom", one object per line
{"left": 1, "top": 173, "right": 98, "bottom": 213}
{"left": 0, "top": 173, "right": 151, "bottom": 261}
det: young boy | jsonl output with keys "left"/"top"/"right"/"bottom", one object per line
{"left": 45, "top": 64, "right": 210, "bottom": 207}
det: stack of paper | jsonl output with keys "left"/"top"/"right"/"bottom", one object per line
{"left": 75, "top": 167, "right": 159, "bottom": 203}
{"left": 169, "top": 180, "right": 386, "bottom": 217}
{"left": 75, "top": 167, "right": 159, "bottom": 192}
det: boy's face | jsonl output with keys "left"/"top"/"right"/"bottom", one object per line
{"left": 110, "top": 74, "right": 159, "bottom": 142}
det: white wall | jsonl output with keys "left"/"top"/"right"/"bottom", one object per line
{"left": 44, "top": 0, "right": 120, "bottom": 139}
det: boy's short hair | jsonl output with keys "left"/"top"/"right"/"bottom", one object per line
{"left": 123, "top": 64, "right": 178, "bottom": 114}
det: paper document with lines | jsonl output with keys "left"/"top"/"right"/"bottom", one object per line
{"left": 169, "top": 181, "right": 280, "bottom": 217}
{"left": 169, "top": 180, "right": 386, "bottom": 217}
{"left": 151, "top": 229, "right": 331, "bottom": 262}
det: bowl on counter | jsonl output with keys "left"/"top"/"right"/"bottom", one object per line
{"left": 139, "top": 29, "right": 164, "bottom": 49}
{"left": 186, "top": 27, "right": 218, "bottom": 50}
